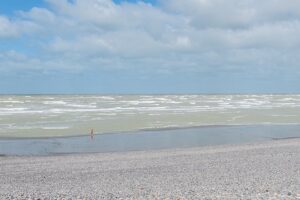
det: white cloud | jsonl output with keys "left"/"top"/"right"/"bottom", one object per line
{"left": 0, "top": 16, "right": 20, "bottom": 37}
{"left": 0, "top": 0, "right": 300, "bottom": 77}
{"left": 0, "top": 15, "right": 40, "bottom": 38}
{"left": 161, "top": 0, "right": 300, "bottom": 29}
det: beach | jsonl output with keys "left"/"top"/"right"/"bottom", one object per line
{"left": 2, "top": 0, "right": 300, "bottom": 198}
{"left": 1, "top": 138, "right": 299, "bottom": 199}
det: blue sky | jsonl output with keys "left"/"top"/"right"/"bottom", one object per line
{"left": 0, "top": 0, "right": 45, "bottom": 15}
{"left": 0, "top": 0, "right": 300, "bottom": 94}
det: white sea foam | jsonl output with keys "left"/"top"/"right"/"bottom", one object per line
{"left": 43, "top": 101, "right": 67, "bottom": 105}
{"left": 271, "top": 114, "right": 297, "bottom": 117}
{"left": 97, "top": 113, "right": 116, "bottom": 116}
{"left": 0, "top": 108, "right": 28, "bottom": 114}
{"left": 42, "top": 126, "right": 69, "bottom": 130}
{"left": 92, "top": 96, "right": 115, "bottom": 100}
{"left": 1, "top": 95, "right": 300, "bottom": 137}
{"left": 0, "top": 100, "right": 24, "bottom": 104}
{"left": 65, "top": 104, "right": 97, "bottom": 108}
{"left": 91, "top": 117, "right": 103, "bottom": 120}
{"left": 9, "top": 126, "right": 38, "bottom": 130}
{"left": 0, "top": 109, "right": 44, "bottom": 115}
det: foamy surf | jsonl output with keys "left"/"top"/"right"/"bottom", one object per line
{"left": 0, "top": 95, "right": 299, "bottom": 138}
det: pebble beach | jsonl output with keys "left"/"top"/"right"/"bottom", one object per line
{"left": 1, "top": 138, "right": 300, "bottom": 199}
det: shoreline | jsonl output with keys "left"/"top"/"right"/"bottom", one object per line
{"left": 0, "top": 124, "right": 237, "bottom": 140}
{"left": 1, "top": 138, "right": 299, "bottom": 199}
{"left": 1, "top": 123, "right": 300, "bottom": 140}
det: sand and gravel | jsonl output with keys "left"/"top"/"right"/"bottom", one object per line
{"left": 0, "top": 139, "right": 300, "bottom": 199}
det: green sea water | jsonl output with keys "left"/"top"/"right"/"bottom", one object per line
{"left": 0, "top": 95, "right": 299, "bottom": 138}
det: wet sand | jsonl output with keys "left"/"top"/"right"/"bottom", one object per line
{"left": 1, "top": 138, "right": 300, "bottom": 199}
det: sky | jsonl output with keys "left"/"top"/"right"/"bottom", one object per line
{"left": 0, "top": 0, "right": 300, "bottom": 94}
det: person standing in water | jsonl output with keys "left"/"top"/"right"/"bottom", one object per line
{"left": 90, "top": 128, "right": 94, "bottom": 140}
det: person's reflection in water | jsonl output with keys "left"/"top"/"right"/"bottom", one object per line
{"left": 90, "top": 128, "right": 94, "bottom": 140}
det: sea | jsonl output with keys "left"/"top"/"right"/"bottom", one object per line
{"left": 0, "top": 94, "right": 299, "bottom": 138}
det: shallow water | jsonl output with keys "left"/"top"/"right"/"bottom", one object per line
{"left": 1, "top": 125, "right": 300, "bottom": 156}
{"left": 0, "top": 95, "right": 300, "bottom": 138}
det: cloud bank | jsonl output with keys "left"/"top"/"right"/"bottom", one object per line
{"left": 0, "top": 0, "right": 300, "bottom": 86}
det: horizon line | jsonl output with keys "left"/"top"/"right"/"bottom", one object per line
{"left": 0, "top": 92, "right": 299, "bottom": 96}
